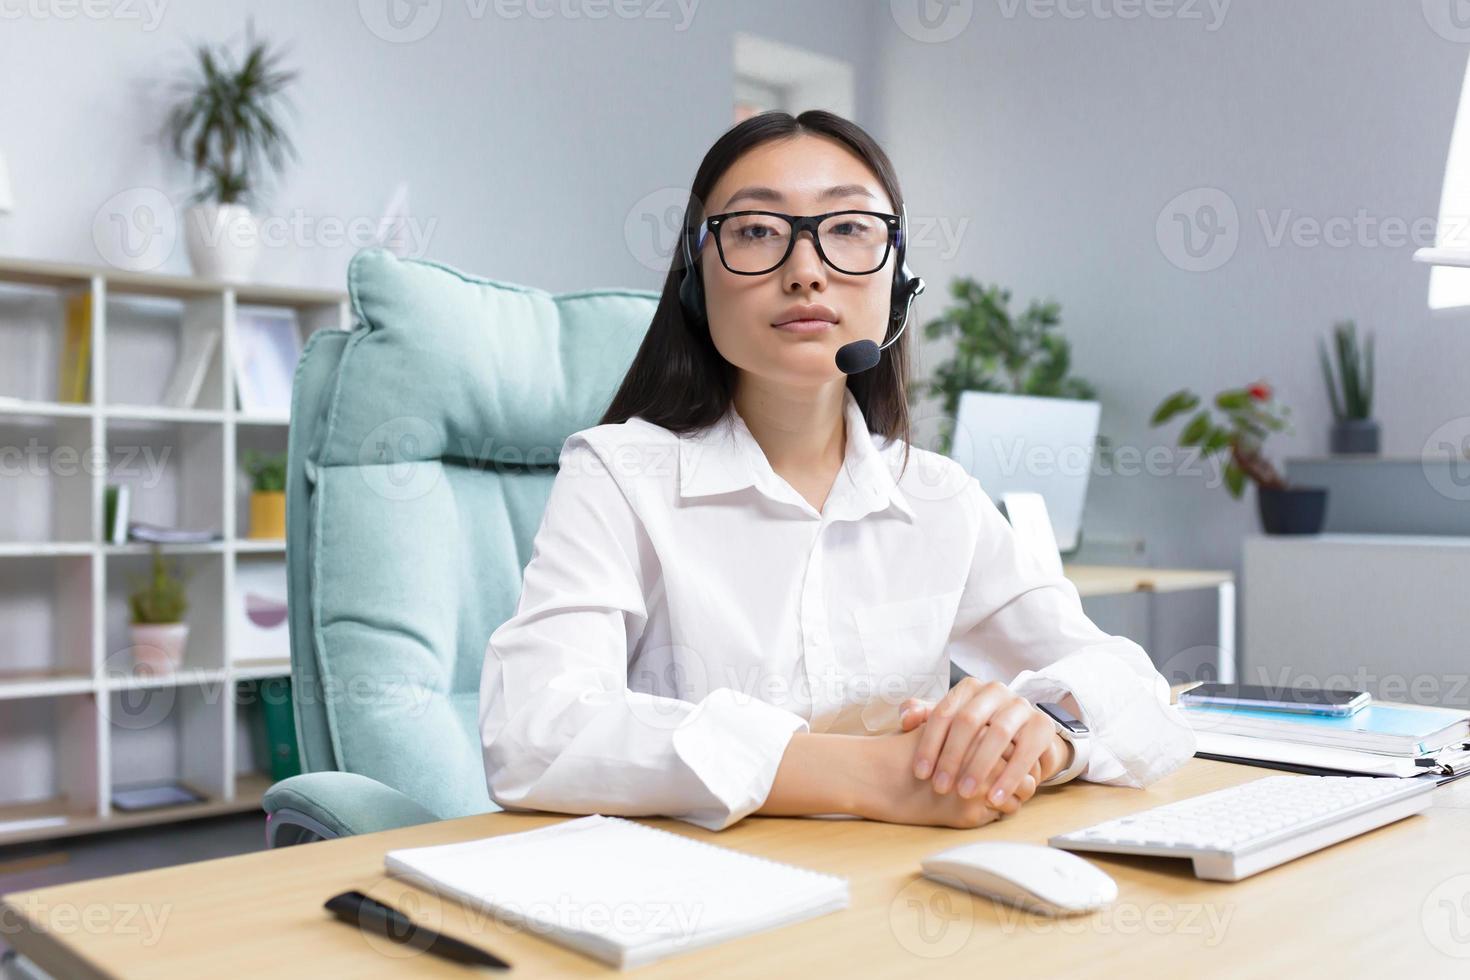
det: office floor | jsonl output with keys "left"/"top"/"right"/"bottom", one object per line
{"left": 0, "top": 812, "right": 269, "bottom": 960}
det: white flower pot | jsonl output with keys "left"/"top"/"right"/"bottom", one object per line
{"left": 184, "top": 203, "right": 260, "bottom": 282}
{"left": 129, "top": 622, "right": 190, "bottom": 675}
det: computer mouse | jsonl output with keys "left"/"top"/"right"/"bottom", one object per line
{"left": 920, "top": 841, "right": 1118, "bottom": 916}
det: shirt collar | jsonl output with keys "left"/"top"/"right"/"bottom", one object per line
{"left": 676, "top": 387, "right": 916, "bottom": 522}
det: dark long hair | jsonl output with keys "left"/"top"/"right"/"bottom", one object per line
{"left": 600, "top": 109, "right": 914, "bottom": 479}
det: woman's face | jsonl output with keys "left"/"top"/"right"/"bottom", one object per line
{"left": 696, "top": 134, "right": 896, "bottom": 387}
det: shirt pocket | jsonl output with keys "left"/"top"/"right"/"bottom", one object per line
{"left": 851, "top": 589, "right": 962, "bottom": 733}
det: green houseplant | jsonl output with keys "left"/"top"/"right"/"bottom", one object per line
{"left": 163, "top": 20, "right": 298, "bottom": 281}
{"left": 1319, "top": 319, "right": 1378, "bottom": 455}
{"left": 1150, "top": 381, "right": 1328, "bottom": 534}
{"left": 127, "top": 549, "right": 193, "bottom": 674}
{"left": 913, "top": 276, "right": 1104, "bottom": 460}
{"left": 243, "top": 448, "right": 287, "bottom": 540}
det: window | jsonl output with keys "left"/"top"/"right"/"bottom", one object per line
{"left": 1429, "top": 55, "right": 1470, "bottom": 310}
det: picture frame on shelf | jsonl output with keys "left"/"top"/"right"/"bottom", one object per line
{"left": 233, "top": 306, "right": 301, "bottom": 415}
{"left": 229, "top": 559, "right": 289, "bottom": 663}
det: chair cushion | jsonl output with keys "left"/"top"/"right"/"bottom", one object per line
{"left": 305, "top": 248, "right": 657, "bottom": 818}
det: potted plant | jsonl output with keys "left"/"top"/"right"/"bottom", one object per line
{"left": 243, "top": 448, "right": 287, "bottom": 540}
{"left": 128, "top": 549, "right": 192, "bottom": 674}
{"left": 163, "top": 21, "right": 297, "bottom": 281}
{"left": 1319, "top": 319, "right": 1378, "bottom": 454}
{"left": 1151, "top": 381, "right": 1328, "bottom": 534}
{"left": 914, "top": 276, "right": 1106, "bottom": 469}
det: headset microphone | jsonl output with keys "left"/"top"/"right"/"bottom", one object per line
{"left": 834, "top": 202, "right": 925, "bottom": 374}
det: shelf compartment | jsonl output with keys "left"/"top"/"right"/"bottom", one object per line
{"left": 0, "top": 693, "right": 102, "bottom": 827}
{"left": 0, "top": 554, "right": 94, "bottom": 688}
{"left": 0, "top": 414, "right": 95, "bottom": 544}
{"left": 103, "top": 416, "right": 225, "bottom": 539}
{"left": 232, "top": 677, "right": 299, "bottom": 792}
{"left": 103, "top": 293, "right": 227, "bottom": 413}
{"left": 104, "top": 551, "right": 225, "bottom": 677}
{"left": 228, "top": 553, "right": 290, "bottom": 666}
{"left": 235, "top": 424, "right": 289, "bottom": 541}
{"left": 0, "top": 279, "right": 95, "bottom": 406}
{"left": 107, "top": 679, "right": 229, "bottom": 809}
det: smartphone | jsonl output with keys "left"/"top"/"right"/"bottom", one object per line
{"left": 1178, "top": 683, "right": 1370, "bottom": 717}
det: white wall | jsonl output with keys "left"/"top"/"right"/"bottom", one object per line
{"left": 0, "top": 0, "right": 878, "bottom": 293}
{"left": 874, "top": 0, "right": 1470, "bottom": 678}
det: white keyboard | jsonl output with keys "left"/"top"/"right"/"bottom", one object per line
{"left": 1050, "top": 775, "right": 1435, "bottom": 881}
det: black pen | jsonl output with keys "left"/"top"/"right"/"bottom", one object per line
{"left": 325, "top": 889, "right": 511, "bottom": 970}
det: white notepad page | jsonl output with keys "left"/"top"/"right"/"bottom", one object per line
{"left": 384, "top": 814, "right": 850, "bottom": 969}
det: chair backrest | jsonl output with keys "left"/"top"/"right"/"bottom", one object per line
{"left": 286, "top": 248, "right": 659, "bottom": 819}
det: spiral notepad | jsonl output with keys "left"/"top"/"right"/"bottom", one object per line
{"left": 383, "top": 814, "right": 849, "bottom": 969}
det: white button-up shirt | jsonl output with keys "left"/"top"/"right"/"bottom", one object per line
{"left": 479, "top": 386, "right": 1196, "bottom": 831}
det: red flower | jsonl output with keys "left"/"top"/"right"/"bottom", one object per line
{"left": 1248, "top": 382, "right": 1271, "bottom": 401}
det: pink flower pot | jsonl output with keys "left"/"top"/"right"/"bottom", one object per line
{"left": 129, "top": 623, "right": 190, "bottom": 675}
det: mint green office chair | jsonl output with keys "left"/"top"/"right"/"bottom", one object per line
{"left": 261, "top": 248, "right": 658, "bottom": 846}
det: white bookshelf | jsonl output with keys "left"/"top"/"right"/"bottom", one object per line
{"left": 0, "top": 256, "right": 349, "bottom": 847}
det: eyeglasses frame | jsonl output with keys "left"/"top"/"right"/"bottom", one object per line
{"left": 694, "top": 209, "right": 902, "bottom": 277}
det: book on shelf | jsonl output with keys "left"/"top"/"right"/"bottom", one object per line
{"left": 57, "top": 291, "right": 93, "bottom": 404}
{"left": 160, "top": 325, "right": 220, "bottom": 409}
{"left": 103, "top": 484, "right": 131, "bottom": 544}
{"left": 126, "top": 522, "right": 222, "bottom": 545}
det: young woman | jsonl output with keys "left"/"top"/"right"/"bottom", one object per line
{"left": 479, "top": 110, "right": 1195, "bottom": 832}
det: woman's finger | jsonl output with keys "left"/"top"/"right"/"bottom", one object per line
{"left": 956, "top": 700, "right": 1033, "bottom": 799}
{"left": 899, "top": 698, "right": 931, "bottom": 732}
{"left": 913, "top": 680, "right": 1007, "bottom": 782}
{"left": 983, "top": 712, "right": 1055, "bottom": 805}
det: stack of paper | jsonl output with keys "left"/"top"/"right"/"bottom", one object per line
{"left": 1183, "top": 700, "right": 1470, "bottom": 779}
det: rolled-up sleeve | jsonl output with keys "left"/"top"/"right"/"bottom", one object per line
{"left": 946, "top": 478, "right": 1196, "bottom": 788}
{"left": 479, "top": 436, "right": 808, "bottom": 831}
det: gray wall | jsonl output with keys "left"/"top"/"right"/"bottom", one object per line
{"left": 4, "top": 1, "right": 1466, "bottom": 679}
{"left": 876, "top": 0, "right": 1470, "bottom": 680}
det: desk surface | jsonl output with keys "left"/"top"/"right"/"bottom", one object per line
{"left": 4, "top": 760, "right": 1467, "bottom": 979}
{"left": 1063, "top": 563, "right": 1234, "bottom": 597}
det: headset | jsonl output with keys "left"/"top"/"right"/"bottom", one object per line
{"left": 678, "top": 201, "right": 926, "bottom": 375}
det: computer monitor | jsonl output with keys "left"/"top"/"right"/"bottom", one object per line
{"left": 948, "top": 391, "right": 1101, "bottom": 553}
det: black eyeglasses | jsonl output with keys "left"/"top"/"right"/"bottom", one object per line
{"left": 694, "top": 209, "right": 901, "bottom": 276}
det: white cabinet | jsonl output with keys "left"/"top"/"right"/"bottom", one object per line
{"left": 1243, "top": 534, "right": 1470, "bottom": 708}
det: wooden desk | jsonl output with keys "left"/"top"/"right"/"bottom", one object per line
{"left": 1065, "top": 564, "right": 1236, "bottom": 684}
{"left": 4, "top": 759, "right": 1467, "bottom": 978}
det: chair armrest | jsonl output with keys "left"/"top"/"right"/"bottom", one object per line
{"left": 262, "top": 771, "right": 440, "bottom": 847}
